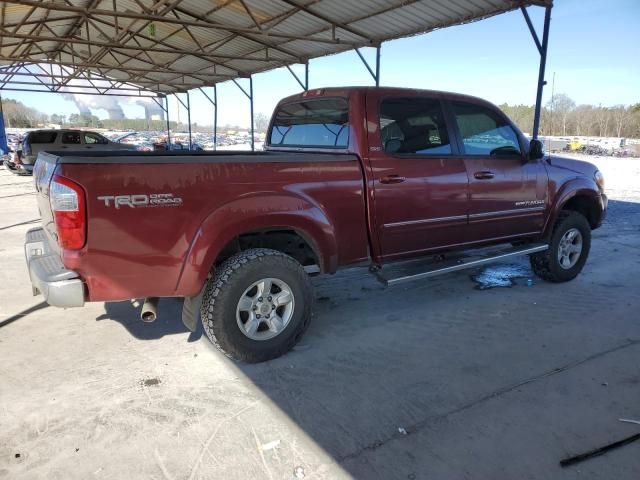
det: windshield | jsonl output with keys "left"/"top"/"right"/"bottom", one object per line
{"left": 269, "top": 97, "right": 349, "bottom": 148}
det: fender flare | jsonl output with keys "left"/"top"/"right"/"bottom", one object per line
{"left": 543, "top": 177, "right": 601, "bottom": 238}
{"left": 174, "top": 192, "right": 338, "bottom": 296}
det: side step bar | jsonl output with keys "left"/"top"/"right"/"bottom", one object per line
{"left": 375, "top": 244, "right": 548, "bottom": 286}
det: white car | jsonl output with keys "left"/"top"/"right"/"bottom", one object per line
{"left": 9, "top": 129, "right": 138, "bottom": 174}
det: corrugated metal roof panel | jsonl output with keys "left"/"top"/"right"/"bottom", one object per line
{"left": 0, "top": 0, "right": 552, "bottom": 95}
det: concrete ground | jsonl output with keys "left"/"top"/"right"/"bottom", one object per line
{"left": 1, "top": 155, "right": 639, "bottom": 480}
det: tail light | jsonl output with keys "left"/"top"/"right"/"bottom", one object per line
{"left": 50, "top": 175, "right": 86, "bottom": 250}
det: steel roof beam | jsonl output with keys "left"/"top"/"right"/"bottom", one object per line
{"left": 278, "top": 0, "right": 374, "bottom": 42}
{"left": 0, "top": 86, "right": 161, "bottom": 97}
{"left": 0, "top": 30, "right": 266, "bottom": 67}
{"left": 7, "top": 1, "right": 365, "bottom": 46}
{"left": 172, "top": 6, "right": 303, "bottom": 61}
{"left": 0, "top": 56, "right": 233, "bottom": 82}
{"left": 285, "top": 64, "right": 308, "bottom": 91}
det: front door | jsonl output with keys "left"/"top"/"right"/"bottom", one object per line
{"left": 83, "top": 132, "right": 109, "bottom": 150}
{"left": 367, "top": 94, "right": 469, "bottom": 261}
{"left": 448, "top": 100, "right": 547, "bottom": 243}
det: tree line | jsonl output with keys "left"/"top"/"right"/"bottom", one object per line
{"left": 3, "top": 95, "right": 639, "bottom": 138}
{"left": 500, "top": 94, "right": 640, "bottom": 138}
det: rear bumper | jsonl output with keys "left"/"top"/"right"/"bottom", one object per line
{"left": 24, "top": 227, "right": 85, "bottom": 308}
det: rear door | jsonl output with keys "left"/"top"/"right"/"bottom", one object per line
{"left": 366, "top": 94, "right": 469, "bottom": 261}
{"left": 60, "top": 131, "right": 82, "bottom": 149}
{"left": 448, "top": 100, "right": 547, "bottom": 242}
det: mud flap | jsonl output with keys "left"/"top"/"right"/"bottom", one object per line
{"left": 181, "top": 287, "right": 204, "bottom": 332}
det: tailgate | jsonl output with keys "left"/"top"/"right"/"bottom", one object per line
{"left": 32, "top": 152, "right": 61, "bottom": 255}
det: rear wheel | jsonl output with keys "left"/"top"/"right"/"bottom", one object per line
{"left": 200, "top": 248, "right": 313, "bottom": 363}
{"left": 530, "top": 211, "right": 591, "bottom": 282}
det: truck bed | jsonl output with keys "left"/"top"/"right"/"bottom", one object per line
{"left": 35, "top": 150, "right": 369, "bottom": 301}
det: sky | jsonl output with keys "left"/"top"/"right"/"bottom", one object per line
{"left": 2, "top": 0, "right": 639, "bottom": 129}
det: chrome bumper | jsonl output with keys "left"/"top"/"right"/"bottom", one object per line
{"left": 24, "top": 227, "right": 85, "bottom": 308}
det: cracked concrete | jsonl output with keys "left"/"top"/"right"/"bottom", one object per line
{"left": 1, "top": 156, "right": 639, "bottom": 479}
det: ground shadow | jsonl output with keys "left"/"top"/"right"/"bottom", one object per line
{"left": 0, "top": 301, "right": 48, "bottom": 328}
{"left": 0, "top": 219, "right": 40, "bottom": 231}
{"left": 90, "top": 199, "right": 639, "bottom": 477}
{"left": 97, "top": 298, "right": 203, "bottom": 342}
{"left": 224, "top": 198, "right": 640, "bottom": 477}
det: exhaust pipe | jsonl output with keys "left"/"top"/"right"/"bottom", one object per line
{"left": 140, "top": 297, "right": 159, "bottom": 323}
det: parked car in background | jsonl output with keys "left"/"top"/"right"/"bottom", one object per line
{"left": 4, "top": 129, "right": 138, "bottom": 174}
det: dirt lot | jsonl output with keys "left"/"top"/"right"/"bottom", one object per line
{"left": 1, "top": 155, "right": 639, "bottom": 480}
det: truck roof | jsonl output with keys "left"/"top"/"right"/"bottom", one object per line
{"left": 277, "top": 86, "right": 495, "bottom": 108}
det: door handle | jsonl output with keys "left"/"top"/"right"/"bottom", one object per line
{"left": 380, "top": 175, "right": 406, "bottom": 184}
{"left": 474, "top": 171, "right": 495, "bottom": 180}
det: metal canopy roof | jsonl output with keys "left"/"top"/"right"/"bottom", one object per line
{"left": 0, "top": 0, "right": 551, "bottom": 96}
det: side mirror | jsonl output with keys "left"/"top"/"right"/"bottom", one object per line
{"left": 529, "top": 139, "right": 544, "bottom": 160}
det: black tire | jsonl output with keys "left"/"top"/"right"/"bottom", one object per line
{"left": 200, "top": 248, "right": 313, "bottom": 363}
{"left": 530, "top": 211, "right": 591, "bottom": 282}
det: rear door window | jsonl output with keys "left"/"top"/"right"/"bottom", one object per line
{"left": 379, "top": 97, "right": 452, "bottom": 155}
{"left": 451, "top": 102, "right": 521, "bottom": 156}
{"left": 28, "top": 131, "right": 57, "bottom": 144}
{"left": 269, "top": 97, "right": 349, "bottom": 148}
{"left": 61, "top": 131, "right": 82, "bottom": 145}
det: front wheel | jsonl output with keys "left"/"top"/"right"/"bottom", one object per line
{"left": 530, "top": 211, "right": 591, "bottom": 282}
{"left": 200, "top": 248, "right": 313, "bottom": 363}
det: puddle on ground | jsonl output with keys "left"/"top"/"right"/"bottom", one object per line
{"left": 471, "top": 263, "right": 532, "bottom": 290}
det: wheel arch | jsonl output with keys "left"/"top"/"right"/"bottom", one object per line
{"left": 175, "top": 193, "right": 338, "bottom": 296}
{"left": 543, "top": 179, "right": 603, "bottom": 238}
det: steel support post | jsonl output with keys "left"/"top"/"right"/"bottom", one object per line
{"left": 286, "top": 63, "right": 309, "bottom": 90}
{"left": 213, "top": 85, "right": 218, "bottom": 150}
{"left": 186, "top": 91, "right": 192, "bottom": 150}
{"left": 249, "top": 76, "right": 254, "bottom": 151}
{"left": 232, "top": 77, "right": 254, "bottom": 151}
{"left": 531, "top": 5, "right": 552, "bottom": 140}
{"left": 198, "top": 86, "right": 218, "bottom": 150}
{"left": 165, "top": 96, "right": 171, "bottom": 144}
{"left": 355, "top": 46, "right": 381, "bottom": 86}
{"left": 0, "top": 94, "right": 8, "bottom": 153}
{"left": 375, "top": 45, "right": 381, "bottom": 86}
{"left": 305, "top": 62, "right": 309, "bottom": 90}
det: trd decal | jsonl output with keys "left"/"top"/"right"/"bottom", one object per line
{"left": 515, "top": 200, "right": 545, "bottom": 207}
{"left": 97, "top": 193, "right": 183, "bottom": 208}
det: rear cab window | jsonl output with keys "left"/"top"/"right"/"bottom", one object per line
{"left": 379, "top": 97, "right": 452, "bottom": 155}
{"left": 451, "top": 102, "right": 521, "bottom": 157}
{"left": 269, "top": 97, "right": 349, "bottom": 148}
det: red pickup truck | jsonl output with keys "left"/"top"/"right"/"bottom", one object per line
{"left": 25, "top": 87, "right": 607, "bottom": 362}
